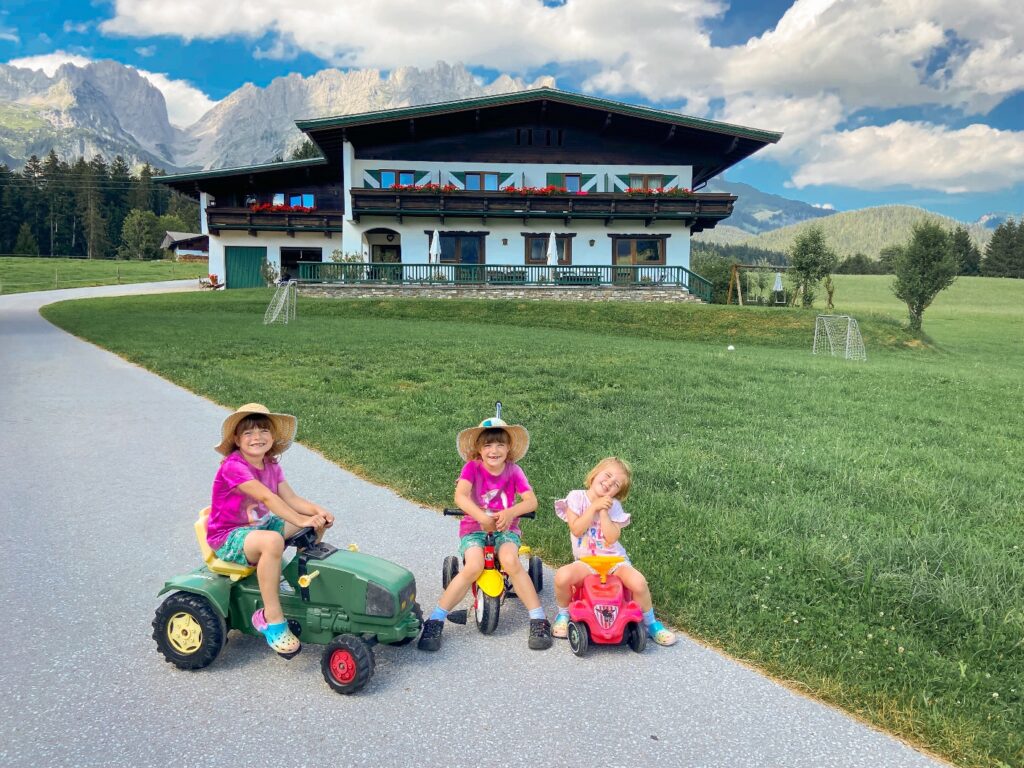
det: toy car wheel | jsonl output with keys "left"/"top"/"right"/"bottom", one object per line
{"left": 321, "top": 634, "right": 375, "bottom": 694}
{"left": 152, "top": 591, "right": 225, "bottom": 670}
{"left": 442, "top": 555, "right": 460, "bottom": 590}
{"left": 388, "top": 602, "right": 423, "bottom": 646}
{"left": 626, "top": 621, "right": 647, "bottom": 653}
{"left": 528, "top": 556, "right": 543, "bottom": 594}
{"left": 567, "top": 621, "right": 589, "bottom": 657}
{"left": 474, "top": 592, "right": 500, "bottom": 635}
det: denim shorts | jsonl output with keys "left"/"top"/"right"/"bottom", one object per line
{"left": 214, "top": 515, "right": 286, "bottom": 565}
{"left": 459, "top": 530, "right": 522, "bottom": 557}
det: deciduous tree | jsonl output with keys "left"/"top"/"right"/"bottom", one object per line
{"left": 892, "top": 222, "right": 958, "bottom": 332}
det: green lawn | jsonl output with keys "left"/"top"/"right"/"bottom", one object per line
{"left": 42, "top": 276, "right": 1024, "bottom": 768}
{"left": 0, "top": 256, "right": 207, "bottom": 295}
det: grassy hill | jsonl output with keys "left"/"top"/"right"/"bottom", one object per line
{"left": 699, "top": 205, "right": 992, "bottom": 259}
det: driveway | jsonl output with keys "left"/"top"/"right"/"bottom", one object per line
{"left": 0, "top": 281, "right": 947, "bottom": 767}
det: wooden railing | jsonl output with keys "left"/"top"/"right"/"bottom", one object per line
{"left": 296, "top": 262, "right": 713, "bottom": 302}
{"left": 350, "top": 189, "right": 735, "bottom": 229}
{"left": 206, "top": 208, "right": 345, "bottom": 235}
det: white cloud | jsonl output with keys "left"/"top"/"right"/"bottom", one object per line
{"left": 63, "top": 20, "right": 92, "bottom": 34}
{"left": 790, "top": 121, "right": 1024, "bottom": 193}
{"left": 0, "top": 24, "right": 20, "bottom": 44}
{"left": 6, "top": 51, "right": 217, "bottom": 128}
{"left": 135, "top": 45, "right": 156, "bottom": 57}
{"left": 812, "top": 203, "right": 835, "bottom": 209}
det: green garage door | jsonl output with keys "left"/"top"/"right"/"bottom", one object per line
{"left": 225, "top": 246, "right": 266, "bottom": 289}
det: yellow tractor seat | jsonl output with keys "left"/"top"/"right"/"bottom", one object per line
{"left": 194, "top": 507, "right": 255, "bottom": 581}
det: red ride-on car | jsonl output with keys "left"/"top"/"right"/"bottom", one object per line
{"left": 566, "top": 555, "right": 646, "bottom": 656}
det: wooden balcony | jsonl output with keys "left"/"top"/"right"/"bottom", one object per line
{"left": 206, "top": 208, "right": 345, "bottom": 237}
{"left": 350, "top": 189, "right": 736, "bottom": 231}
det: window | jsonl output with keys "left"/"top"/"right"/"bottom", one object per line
{"left": 465, "top": 172, "right": 499, "bottom": 191}
{"left": 289, "top": 193, "right": 315, "bottom": 207}
{"left": 628, "top": 174, "right": 664, "bottom": 190}
{"left": 563, "top": 174, "right": 581, "bottom": 193}
{"left": 380, "top": 170, "right": 416, "bottom": 189}
{"left": 525, "top": 235, "right": 572, "bottom": 265}
{"left": 272, "top": 193, "right": 285, "bottom": 205}
{"left": 439, "top": 233, "right": 485, "bottom": 264}
{"left": 613, "top": 237, "right": 665, "bottom": 265}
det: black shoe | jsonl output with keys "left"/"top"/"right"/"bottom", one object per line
{"left": 417, "top": 619, "right": 444, "bottom": 651}
{"left": 528, "top": 618, "right": 553, "bottom": 650}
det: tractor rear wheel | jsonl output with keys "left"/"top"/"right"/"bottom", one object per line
{"left": 152, "top": 592, "right": 225, "bottom": 670}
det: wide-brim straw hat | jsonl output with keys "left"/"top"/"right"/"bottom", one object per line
{"left": 215, "top": 403, "right": 298, "bottom": 456}
{"left": 457, "top": 417, "right": 530, "bottom": 463}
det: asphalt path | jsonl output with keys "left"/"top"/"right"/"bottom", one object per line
{"left": 0, "top": 281, "right": 948, "bottom": 768}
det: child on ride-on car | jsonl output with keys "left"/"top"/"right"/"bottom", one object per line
{"left": 417, "top": 414, "right": 552, "bottom": 651}
{"left": 551, "top": 457, "right": 676, "bottom": 646}
{"left": 208, "top": 403, "right": 334, "bottom": 658}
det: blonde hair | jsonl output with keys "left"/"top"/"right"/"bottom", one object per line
{"left": 585, "top": 456, "right": 632, "bottom": 500}
{"left": 471, "top": 427, "right": 511, "bottom": 460}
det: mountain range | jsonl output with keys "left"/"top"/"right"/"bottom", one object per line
{"left": 0, "top": 59, "right": 1007, "bottom": 238}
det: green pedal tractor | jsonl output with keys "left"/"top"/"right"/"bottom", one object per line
{"left": 152, "top": 508, "right": 421, "bottom": 694}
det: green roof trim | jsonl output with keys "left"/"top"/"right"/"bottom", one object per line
{"left": 295, "top": 87, "right": 782, "bottom": 144}
{"left": 157, "top": 156, "right": 328, "bottom": 184}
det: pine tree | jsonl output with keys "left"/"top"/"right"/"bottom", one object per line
{"left": 130, "top": 163, "right": 154, "bottom": 212}
{"left": 0, "top": 164, "right": 18, "bottom": 253}
{"left": 13, "top": 221, "right": 39, "bottom": 255}
{"left": 950, "top": 225, "right": 981, "bottom": 276}
{"left": 42, "top": 150, "right": 75, "bottom": 256}
{"left": 77, "top": 156, "right": 110, "bottom": 259}
{"left": 289, "top": 139, "right": 322, "bottom": 160}
{"left": 107, "top": 155, "right": 133, "bottom": 250}
{"left": 981, "top": 219, "right": 1018, "bottom": 277}
{"left": 20, "top": 155, "right": 46, "bottom": 249}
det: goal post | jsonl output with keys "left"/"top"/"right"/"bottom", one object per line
{"left": 263, "top": 281, "right": 297, "bottom": 325}
{"left": 813, "top": 314, "right": 866, "bottom": 361}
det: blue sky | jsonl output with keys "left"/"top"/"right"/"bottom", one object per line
{"left": 2, "top": 0, "right": 1022, "bottom": 223}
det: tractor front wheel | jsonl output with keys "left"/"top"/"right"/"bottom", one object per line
{"left": 152, "top": 592, "right": 225, "bottom": 670}
{"left": 321, "top": 634, "right": 375, "bottom": 694}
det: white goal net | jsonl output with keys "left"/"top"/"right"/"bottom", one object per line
{"left": 263, "top": 281, "right": 297, "bottom": 325}
{"left": 813, "top": 314, "right": 866, "bottom": 361}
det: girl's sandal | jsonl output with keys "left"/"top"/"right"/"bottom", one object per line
{"left": 252, "top": 608, "right": 302, "bottom": 659}
{"left": 648, "top": 621, "right": 677, "bottom": 647}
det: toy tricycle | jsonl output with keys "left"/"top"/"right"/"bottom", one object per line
{"left": 566, "top": 555, "right": 646, "bottom": 656}
{"left": 152, "top": 507, "right": 421, "bottom": 694}
{"left": 440, "top": 508, "right": 543, "bottom": 634}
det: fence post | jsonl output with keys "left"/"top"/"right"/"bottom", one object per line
{"left": 117, "top": 266, "right": 120, "bottom": 284}
{"left": 55, "top": 269, "right": 58, "bottom": 287}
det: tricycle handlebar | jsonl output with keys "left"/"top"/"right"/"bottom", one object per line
{"left": 443, "top": 507, "right": 535, "bottom": 519}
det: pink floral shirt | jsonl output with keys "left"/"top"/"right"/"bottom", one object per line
{"left": 207, "top": 451, "right": 286, "bottom": 548}
{"left": 457, "top": 460, "right": 532, "bottom": 536}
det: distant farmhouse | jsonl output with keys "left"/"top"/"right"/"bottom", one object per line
{"left": 161, "top": 231, "right": 209, "bottom": 261}
{"left": 159, "top": 88, "right": 780, "bottom": 298}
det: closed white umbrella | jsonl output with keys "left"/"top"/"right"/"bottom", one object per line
{"left": 773, "top": 272, "right": 784, "bottom": 292}
{"left": 429, "top": 229, "right": 441, "bottom": 265}
{"left": 546, "top": 232, "right": 559, "bottom": 266}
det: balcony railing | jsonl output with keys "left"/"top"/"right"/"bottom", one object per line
{"left": 350, "top": 189, "right": 735, "bottom": 230}
{"left": 206, "top": 207, "right": 345, "bottom": 235}
{"left": 296, "top": 262, "right": 713, "bottom": 302}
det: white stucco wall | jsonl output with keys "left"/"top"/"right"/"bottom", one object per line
{"left": 207, "top": 231, "right": 340, "bottom": 284}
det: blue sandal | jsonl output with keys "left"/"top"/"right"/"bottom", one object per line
{"left": 252, "top": 608, "right": 302, "bottom": 659}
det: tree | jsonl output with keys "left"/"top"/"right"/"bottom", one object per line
{"left": 165, "top": 192, "right": 200, "bottom": 231}
{"left": 13, "top": 222, "right": 39, "bottom": 255}
{"left": 289, "top": 139, "right": 322, "bottom": 160}
{"left": 76, "top": 156, "right": 110, "bottom": 258}
{"left": 788, "top": 224, "right": 838, "bottom": 307}
{"left": 118, "top": 209, "right": 163, "bottom": 260}
{"left": 950, "top": 225, "right": 981, "bottom": 276}
{"left": 107, "top": 155, "right": 133, "bottom": 247}
{"left": 690, "top": 248, "right": 739, "bottom": 304}
{"left": 892, "top": 222, "right": 958, "bottom": 332}
{"left": 981, "top": 219, "right": 1023, "bottom": 278}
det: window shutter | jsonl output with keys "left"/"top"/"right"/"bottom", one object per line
{"left": 499, "top": 172, "right": 516, "bottom": 189}
{"left": 546, "top": 173, "right": 563, "bottom": 187}
{"left": 614, "top": 174, "right": 631, "bottom": 191}
{"left": 364, "top": 169, "right": 381, "bottom": 188}
{"left": 581, "top": 173, "right": 597, "bottom": 191}
{"left": 450, "top": 172, "right": 467, "bottom": 189}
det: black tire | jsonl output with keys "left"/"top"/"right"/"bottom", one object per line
{"left": 626, "top": 621, "right": 647, "bottom": 653}
{"left": 528, "top": 556, "right": 543, "bottom": 594}
{"left": 442, "top": 555, "right": 460, "bottom": 590}
{"left": 321, "top": 634, "right": 375, "bottom": 694}
{"left": 567, "top": 620, "right": 589, "bottom": 657}
{"left": 474, "top": 591, "right": 500, "bottom": 635}
{"left": 388, "top": 602, "right": 423, "bottom": 646}
{"left": 152, "top": 591, "right": 226, "bottom": 670}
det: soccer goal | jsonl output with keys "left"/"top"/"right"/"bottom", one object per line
{"left": 263, "top": 281, "right": 297, "bottom": 325}
{"left": 813, "top": 314, "right": 866, "bottom": 361}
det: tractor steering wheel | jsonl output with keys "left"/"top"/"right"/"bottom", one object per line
{"left": 285, "top": 526, "right": 318, "bottom": 550}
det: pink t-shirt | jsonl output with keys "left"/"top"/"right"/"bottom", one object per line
{"left": 208, "top": 451, "right": 286, "bottom": 548}
{"left": 554, "top": 489, "right": 631, "bottom": 559}
{"left": 457, "top": 460, "right": 532, "bottom": 536}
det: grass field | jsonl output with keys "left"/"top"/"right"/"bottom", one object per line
{"left": 42, "top": 275, "right": 1024, "bottom": 767}
{"left": 0, "top": 256, "right": 207, "bottom": 295}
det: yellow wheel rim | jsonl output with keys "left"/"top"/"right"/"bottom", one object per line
{"left": 166, "top": 612, "right": 203, "bottom": 654}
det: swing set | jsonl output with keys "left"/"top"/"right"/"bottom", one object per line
{"left": 726, "top": 263, "right": 791, "bottom": 306}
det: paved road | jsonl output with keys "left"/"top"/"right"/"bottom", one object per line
{"left": 1, "top": 281, "right": 947, "bottom": 768}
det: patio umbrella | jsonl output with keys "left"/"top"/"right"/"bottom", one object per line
{"left": 429, "top": 229, "right": 441, "bottom": 265}
{"left": 546, "top": 232, "right": 559, "bottom": 266}
{"left": 773, "top": 272, "right": 784, "bottom": 292}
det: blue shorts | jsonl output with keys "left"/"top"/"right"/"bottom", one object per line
{"left": 214, "top": 515, "right": 286, "bottom": 565}
{"left": 459, "top": 530, "right": 522, "bottom": 557}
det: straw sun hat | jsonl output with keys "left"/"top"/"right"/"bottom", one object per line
{"left": 456, "top": 416, "right": 530, "bottom": 463}
{"left": 215, "top": 403, "right": 298, "bottom": 456}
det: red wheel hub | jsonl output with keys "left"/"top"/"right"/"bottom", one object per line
{"left": 329, "top": 649, "right": 357, "bottom": 684}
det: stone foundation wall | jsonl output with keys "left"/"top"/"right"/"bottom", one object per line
{"left": 298, "top": 284, "right": 702, "bottom": 303}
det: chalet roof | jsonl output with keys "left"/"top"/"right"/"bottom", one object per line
{"left": 159, "top": 156, "right": 326, "bottom": 184}
{"left": 295, "top": 87, "right": 782, "bottom": 144}
{"left": 161, "top": 231, "right": 208, "bottom": 250}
